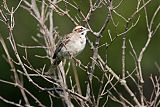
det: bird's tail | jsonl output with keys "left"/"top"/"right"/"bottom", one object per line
{"left": 44, "top": 58, "right": 61, "bottom": 76}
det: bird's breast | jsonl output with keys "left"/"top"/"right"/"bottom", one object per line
{"left": 60, "top": 35, "right": 86, "bottom": 58}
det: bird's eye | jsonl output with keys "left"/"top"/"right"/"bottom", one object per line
{"left": 81, "top": 32, "right": 84, "bottom": 35}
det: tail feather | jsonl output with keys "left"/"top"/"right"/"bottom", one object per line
{"left": 45, "top": 58, "right": 62, "bottom": 76}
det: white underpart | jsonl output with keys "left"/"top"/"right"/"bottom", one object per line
{"left": 61, "top": 30, "right": 88, "bottom": 58}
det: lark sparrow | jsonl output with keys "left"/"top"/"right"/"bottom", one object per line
{"left": 52, "top": 25, "right": 89, "bottom": 66}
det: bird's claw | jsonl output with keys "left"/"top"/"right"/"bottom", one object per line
{"left": 75, "top": 59, "right": 81, "bottom": 66}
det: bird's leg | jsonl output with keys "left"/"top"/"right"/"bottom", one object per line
{"left": 69, "top": 53, "right": 88, "bottom": 69}
{"left": 68, "top": 52, "right": 81, "bottom": 66}
{"left": 73, "top": 57, "right": 81, "bottom": 66}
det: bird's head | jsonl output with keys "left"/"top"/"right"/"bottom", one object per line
{"left": 73, "top": 25, "right": 89, "bottom": 36}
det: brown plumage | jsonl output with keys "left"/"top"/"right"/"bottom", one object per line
{"left": 46, "top": 26, "right": 89, "bottom": 75}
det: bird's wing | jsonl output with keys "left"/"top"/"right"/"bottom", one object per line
{"left": 53, "top": 42, "right": 63, "bottom": 59}
{"left": 52, "top": 32, "right": 73, "bottom": 59}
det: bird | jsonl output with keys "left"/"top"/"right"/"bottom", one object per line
{"left": 46, "top": 25, "right": 89, "bottom": 75}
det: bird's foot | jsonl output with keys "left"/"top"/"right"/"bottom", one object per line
{"left": 75, "top": 59, "right": 81, "bottom": 66}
